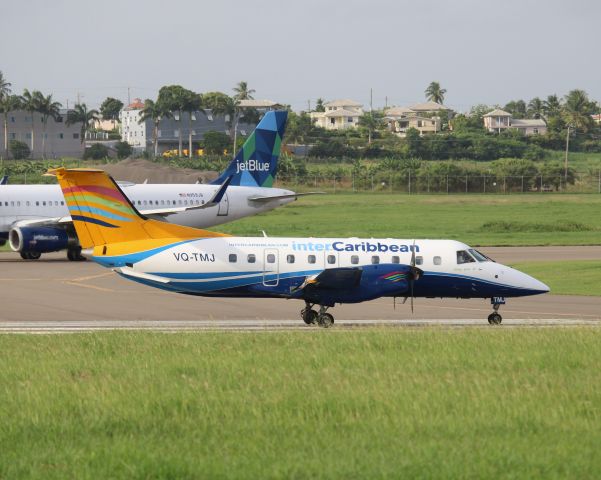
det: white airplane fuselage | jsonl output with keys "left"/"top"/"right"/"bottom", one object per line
{"left": 0, "top": 183, "right": 295, "bottom": 242}
{"left": 101, "top": 237, "right": 550, "bottom": 302}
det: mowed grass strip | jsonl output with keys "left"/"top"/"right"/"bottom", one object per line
{"left": 511, "top": 260, "right": 601, "bottom": 296}
{"left": 215, "top": 193, "right": 601, "bottom": 246}
{"left": 1, "top": 330, "right": 601, "bottom": 479}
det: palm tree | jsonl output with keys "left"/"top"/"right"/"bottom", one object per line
{"left": 182, "top": 91, "right": 204, "bottom": 158}
{"left": 0, "top": 94, "right": 21, "bottom": 159}
{"left": 543, "top": 94, "right": 562, "bottom": 118}
{"left": 527, "top": 97, "right": 545, "bottom": 120}
{"left": 139, "top": 99, "right": 172, "bottom": 157}
{"left": 424, "top": 81, "right": 447, "bottom": 104}
{"left": 66, "top": 103, "right": 99, "bottom": 144}
{"left": 358, "top": 111, "right": 384, "bottom": 144}
{"left": 563, "top": 89, "right": 595, "bottom": 132}
{"left": 37, "top": 93, "right": 62, "bottom": 159}
{"left": 231, "top": 81, "right": 256, "bottom": 154}
{"left": 157, "top": 85, "right": 189, "bottom": 156}
{"left": 20, "top": 89, "right": 44, "bottom": 157}
{"left": 210, "top": 94, "right": 237, "bottom": 142}
{"left": 0, "top": 71, "right": 11, "bottom": 101}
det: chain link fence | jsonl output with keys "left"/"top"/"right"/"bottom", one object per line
{"left": 276, "top": 171, "right": 601, "bottom": 194}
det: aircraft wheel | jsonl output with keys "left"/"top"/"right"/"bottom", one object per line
{"left": 20, "top": 252, "right": 40, "bottom": 260}
{"left": 318, "top": 313, "right": 334, "bottom": 328}
{"left": 488, "top": 313, "right": 502, "bottom": 325}
{"left": 68, "top": 248, "right": 86, "bottom": 261}
{"left": 301, "top": 308, "right": 318, "bottom": 325}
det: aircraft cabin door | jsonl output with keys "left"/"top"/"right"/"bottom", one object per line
{"left": 263, "top": 248, "right": 279, "bottom": 286}
{"left": 217, "top": 193, "right": 229, "bottom": 216}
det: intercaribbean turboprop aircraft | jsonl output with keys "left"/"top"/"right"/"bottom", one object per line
{"left": 50, "top": 167, "right": 549, "bottom": 326}
{"left": 0, "top": 111, "right": 317, "bottom": 260}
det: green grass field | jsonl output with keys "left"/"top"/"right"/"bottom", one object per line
{"left": 511, "top": 260, "right": 601, "bottom": 296}
{"left": 1, "top": 330, "right": 600, "bottom": 479}
{"left": 216, "top": 193, "right": 601, "bottom": 246}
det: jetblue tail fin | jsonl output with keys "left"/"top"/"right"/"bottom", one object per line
{"left": 0, "top": 175, "right": 7, "bottom": 185}
{"left": 211, "top": 110, "right": 288, "bottom": 188}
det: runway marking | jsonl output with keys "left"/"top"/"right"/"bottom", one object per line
{"left": 1, "top": 318, "right": 600, "bottom": 333}
{"left": 62, "top": 281, "right": 114, "bottom": 292}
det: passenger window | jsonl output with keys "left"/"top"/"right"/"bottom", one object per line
{"left": 61, "top": 201, "right": 64, "bottom": 206}
{"left": 143, "top": 200, "right": 147, "bottom": 205}
{"left": 433, "top": 256, "right": 442, "bottom": 265}
{"left": 351, "top": 255, "right": 359, "bottom": 264}
{"left": 247, "top": 254, "right": 256, "bottom": 263}
{"left": 287, "top": 254, "right": 295, "bottom": 264}
{"left": 391, "top": 256, "right": 399, "bottom": 264}
{"left": 36, "top": 201, "right": 39, "bottom": 206}
{"left": 371, "top": 256, "right": 380, "bottom": 264}
{"left": 54, "top": 201, "right": 58, "bottom": 206}
{"left": 457, "top": 250, "right": 475, "bottom": 264}
{"left": 17, "top": 201, "right": 20, "bottom": 206}
{"left": 41, "top": 201, "right": 45, "bottom": 206}
{"left": 327, "top": 255, "right": 336, "bottom": 264}
{"left": 416, "top": 256, "right": 423, "bottom": 265}
{"left": 267, "top": 254, "right": 275, "bottom": 263}
{"left": 229, "top": 254, "right": 237, "bottom": 263}
{"left": 308, "top": 255, "right": 316, "bottom": 264}
{"left": 26, "top": 201, "right": 30, "bottom": 206}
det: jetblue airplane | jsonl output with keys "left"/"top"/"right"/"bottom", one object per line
{"left": 0, "top": 111, "right": 315, "bottom": 260}
{"left": 49, "top": 167, "right": 550, "bottom": 325}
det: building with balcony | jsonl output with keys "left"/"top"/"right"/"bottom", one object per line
{"left": 483, "top": 109, "right": 546, "bottom": 135}
{"left": 310, "top": 99, "right": 364, "bottom": 130}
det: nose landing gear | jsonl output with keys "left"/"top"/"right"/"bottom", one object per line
{"left": 300, "top": 302, "right": 334, "bottom": 328}
{"left": 488, "top": 302, "right": 503, "bottom": 325}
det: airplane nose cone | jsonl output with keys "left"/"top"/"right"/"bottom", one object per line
{"left": 509, "top": 267, "right": 550, "bottom": 294}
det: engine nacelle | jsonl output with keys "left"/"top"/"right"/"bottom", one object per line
{"left": 9, "top": 226, "right": 77, "bottom": 254}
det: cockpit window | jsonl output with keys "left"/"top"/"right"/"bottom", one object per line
{"left": 457, "top": 250, "right": 476, "bottom": 264}
{"left": 468, "top": 249, "right": 492, "bottom": 262}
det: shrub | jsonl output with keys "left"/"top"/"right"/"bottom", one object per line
{"left": 84, "top": 143, "right": 109, "bottom": 160}
{"left": 115, "top": 141, "right": 133, "bottom": 159}
{"left": 203, "top": 131, "right": 231, "bottom": 155}
{"left": 9, "top": 140, "right": 30, "bottom": 159}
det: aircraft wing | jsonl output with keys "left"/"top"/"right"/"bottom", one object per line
{"left": 11, "top": 216, "right": 73, "bottom": 228}
{"left": 139, "top": 175, "right": 233, "bottom": 217}
{"left": 300, "top": 268, "right": 363, "bottom": 291}
{"left": 248, "top": 192, "right": 325, "bottom": 202}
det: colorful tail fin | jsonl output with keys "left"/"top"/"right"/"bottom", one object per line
{"left": 211, "top": 110, "right": 288, "bottom": 187}
{"left": 51, "top": 168, "right": 227, "bottom": 249}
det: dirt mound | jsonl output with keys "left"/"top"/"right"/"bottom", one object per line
{"left": 92, "top": 159, "right": 219, "bottom": 184}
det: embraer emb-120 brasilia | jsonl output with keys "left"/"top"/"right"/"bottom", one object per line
{"left": 0, "top": 111, "right": 319, "bottom": 261}
{"left": 50, "top": 168, "right": 549, "bottom": 326}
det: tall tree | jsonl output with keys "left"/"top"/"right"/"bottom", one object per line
{"left": 424, "top": 81, "right": 447, "bottom": 104}
{"left": 181, "top": 90, "right": 204, "bottom": 158}
{"left": 138, "top": 98, "right": 172, "bottom": 157}
{"left": 100, "top": 97, "right": 124, "bottom": 129}
{"left": 0, "top": 71, "right": 11, "bottom": 102}
{"left": 157, "top": 85, "right": 189, "bottom": 156}
{"left": 563, "top": 89, "right": 595, "bottom": 132}
{"left": 527, "top": 97, "right": 545, "bottom": 119}
{"left": 543, "top": 94, "right": 562, "bottom": 117}
{"left": 38, "top": 93, "right": 62, "bottom": 158}
{"left": 0, "top": 94, "right": 21, "bottom": 159}
{"left": 66, "top": 103, "right": 99, "bottom": 144}
{"left": 315, "top": 98, "right": 325, "bottom": 112}
{"left": 20, "top": 89, "right": 44, "bottom": 157}
{"left": 231, "top": 81, "right": 255, "bottom": 154}
{"left": 504, "top": 99, "right": 527, "bottom": 119}
{"left": 358, "top": 111, "right": 384, "bottom": 144}
{"left": 205, "top": 91, "right": 237, "bottom": 144}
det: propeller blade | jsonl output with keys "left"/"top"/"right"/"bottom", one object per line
{"left": 410, "top": 278, "right": 414, "bottom": 313}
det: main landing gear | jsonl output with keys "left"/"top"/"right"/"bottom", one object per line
{"left": 67, "top": 247, "right": 86, "bottom": 262}
{"left": 488, "top": 302, "right": 503, "bottom": 325}
{"left": 301, "top": 302, "right": 334, "bottom": 328}
{"left": 20, "top": 252, "right": 41, "bottom": 260}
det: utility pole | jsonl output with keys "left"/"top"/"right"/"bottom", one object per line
{"left": 307, "top": 99, "right": 311, "bottom": 112}
{"left": 370, "top": 88, "right": 373, "bottom": 113}
{"left": 127, "top": 86, "right": 131, "bottom": 106}
{"left": 76, "top": 91, "right": 80, "bottom": 105}
{"left": 564, "top": 125, "right": 571, "bottom": 180}
{"left": 385, "top": 96, "right": 388, "bottom": 109}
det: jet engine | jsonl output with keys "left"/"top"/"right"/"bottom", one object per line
{"left": 9, "top": 226, "right": 78, "bottom": 258}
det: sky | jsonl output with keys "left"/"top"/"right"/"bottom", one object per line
{"left": 2, "top": 0, "right": 600, "bottom": 113}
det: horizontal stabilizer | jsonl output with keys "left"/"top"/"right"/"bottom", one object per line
{"left": 249, "top": 191, "right": 325, "bottom": 202}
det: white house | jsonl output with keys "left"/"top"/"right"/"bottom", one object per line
{"left": 483, "top": 109, "right": 547, "bottom": 135}
{"left": 384, "top": 102, "right": 450, "bottom": 136}
{"left": 310, "top": 99, "right": 364, "bottom": 130}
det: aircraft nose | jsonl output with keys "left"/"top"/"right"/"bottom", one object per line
{"left": 508, "top": 266, "right": 550, "bottom": 294}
